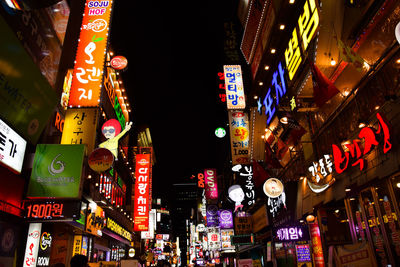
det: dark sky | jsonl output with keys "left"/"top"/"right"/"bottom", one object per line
{"left": 110, "top": 1, "right": 239, "bottom": 199}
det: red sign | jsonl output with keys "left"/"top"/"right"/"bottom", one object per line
{"left": 309, "top": 221, "right": 325, "bottom": 267}
{"left": 133, "top": 154, "right": 151, "bottom": 231}
{"left": 332, "top": 112, "right": 391, "bottom": 174}
{"left": 110, "top": 56, "right": 128, "bottom": 70}
{"left": 68, "top": 0, "right": 114, "bottom": 107}
{"left": 198, "top": 173, "right": 205, "bottom": 188}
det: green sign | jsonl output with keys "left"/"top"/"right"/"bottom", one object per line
{"left": 0, "top": 16, "right": 57, "bottom": 144}
{"left": 114, "top": 96, "right": 126, "bottom": 130}
{"left": 27, "top": 144, "right": 85, "bottom": 198}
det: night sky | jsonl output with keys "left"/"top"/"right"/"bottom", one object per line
{"left": 110, "top": 1, "right": 239, "bottom": 200}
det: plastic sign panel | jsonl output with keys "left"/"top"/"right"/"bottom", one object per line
{"left": 37, "top": 228, "right": 53, "bottom": 267}
{"left": 23, "top": 223, "right": 42, "bottom": 267}
{"left": 295, "top": 244, "right": 312, "bottom": 263}
{"left": 257, "top": 62, "right": 287, "bottom": 125}
{"left": 134, "top": 154, "right": 151, "bottom": 231}
{"left": 0, "top": 118, "right": 27, "bottom": 173}
{"left": 223, "top": 65, "right": 246, "bottom": 109}
{"left": 285, "top": 0, "right": 319, "bottom": 80}
{"left": 228, "top": 110, "right": 250, "bottom": 165}
{"left": 307, "top": 154, "right": 335, "bottom": 193}
{"left": 61, "top": 108, "right": 98, "bottom": 154}
{"left": 309, "top": 220, "right": 325, "bottom": 267}
{"left": 218, "top": 210, "right": 233, "bottom": 229}
{"left": 232, "top": 164, "right": 255, "bottom": 207}
{"left": 204, "top": 169, "right": 218, "bottom": 200}
{"left": 141, "top": 210, "right": 156, "bottom": 239}
{"left": 68, "top": 0, "right": 114, "bottom": 107}
{"left": 206, "top": 205, "right": 219, "bottom": 227}
{"left": 27, "top": 144, "right": 85, "bottom": 198}
{"left": 207, "top": 227, "right": 221, "bottom": 251}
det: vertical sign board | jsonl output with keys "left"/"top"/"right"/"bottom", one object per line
{"left": 228, "top": 111, "right": 250, "bottom": 165}
{"left": 134, "top": 154, "right": 151, "bottom": 231}
{"left": 204, "top": 169, "right": 218, "bottom": 200}
{"left": 23, "top": 223, "right": 42, "bottom": 267}
{"left": 37, "top": 230, "right": 52, "bottom": 267}
{"left": 0, "top": 118, "right": 27, "bottom": 173}
{"left": 68, "top": 0, "right": 114, "bottom": 107}
{"left": 27, "top": 144, "right": 85, "bottom": 198}
{"left": 309, "top": 221, "right": 325, "bottom": 267}
{"left": 223, "top": 65, "right": 246, "bottom": 110}
{"left": 61, "top": 108, "right": 98, "bottom": 154}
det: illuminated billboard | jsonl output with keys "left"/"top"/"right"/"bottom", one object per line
{"left": 223, "top": 65, "right": 246, "bottom": 109}
{"left": 68, "top": 0, "right": 114, "bottom": 107}
{"left": 133, "top": 154, "right": 151, "bottom": 231}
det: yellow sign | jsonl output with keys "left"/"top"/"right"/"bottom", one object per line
{"left": 86, "top": 206, "right": 105, "bottom": 237}
{"left": 72, "top": 235, "right": 82, "bottom": 256}
{"left": 285, "top": 0, "right": 319, "bottom": 80}
{"left": 61, "top": 108, "right": 98, "bottom": 154}
{"left": 106, "top": 217, "right": 132, "bottom": 241}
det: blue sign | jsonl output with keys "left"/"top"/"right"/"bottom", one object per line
{"left": 257, "top": 62, "right": 287, "bottom": 125}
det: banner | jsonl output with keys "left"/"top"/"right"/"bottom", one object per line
{"left": 133, "top": 154, "right": 151, "bottom": 231}
{"left": 228, "top": 110, "right": 250, "bottom": 165}
{"left": 218, "top": 210, "right": 234, "bottom": 229}
{"left": 61, "top": 108, "right": 98, "bottom": 154}
{"left": 27, "top": 144, "right": 85, "bottom": 198}
{"left": 69, "top": 0, "right": 114, "bottom": 107}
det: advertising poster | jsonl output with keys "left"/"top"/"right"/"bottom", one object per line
{"left": 69, "top": 0, "right": 114, "bottom": 107}
{"left": 295, "top": 244, "right": 312, "bottom": 267}
{"left": 133, "top": 154, "right": 151, "bottom": 231}
{"left": 0, "top": 16, "right": 58, "bottom": 144}
{"left": 334, "top": 242, "right": 377, "bottom": 267}
{"left": 27, "top": 144, "right": 85, "bottom": 198}
{"left": 23, "top": 223, "right": 42, "bottom": 267}
{"left": 204, "top": 169, "right": 218, "bottom": 200}
{"left": 228, "top": 110, "right": 250, "bottom": 165}
{"left": 61, "top": 108, "right": 99, "bottom": 154}
{"left": 220, "top": 229, "right": 234, "bottom": 250}
{"left": 85, "top": 205, "right": 106, "bottom": 237}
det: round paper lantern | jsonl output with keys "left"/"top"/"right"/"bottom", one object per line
{"left": 110, "top": 56, "right": 128, "bottom": 70}
{"left": 263, "top": 178, "right": 284, "bottom": 198}
{"left": 88, "top": 148, "right": 114, "bottom": 172}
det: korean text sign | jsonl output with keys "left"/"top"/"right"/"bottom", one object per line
{"left": 134, "top": 154, "right": 151, "bottom": 231}
{"left": 223, "top": 65, "right": 246, "bottom": 109}
{"left": 27, "top": 144, "right": 85, "bottom": 198}
{"left": 69, "top": 0, "right": 114, "bottom": 107}
{"left": 228, "top": 111, "right": 250, "bottom": 165}
{"left": 61, "top": 108, "right": 98, "bottom": 154}
{"left": 285, "top": 0, "right": 319, "bottom": 80}
{"left": 204, "top": 169, "right": 218, "bottom": 200}
{"left": 23, "top": 223, "right": 42, "bottom": 267}
{"left": 0, "top": 119, "right": 27, "bottom": 173}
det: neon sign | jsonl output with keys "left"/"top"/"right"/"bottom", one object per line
{"left": 257, "top": 62, "right": 287, "bottom": 125}
{"left": 332, "top": 112, "right": 391, "bottom": 174}
{"left": 285, "top": 0, "right": 319, "bottom": 80}
{"left": 275, "top": 226, "right": 309, "bottom": 241}
{"left": 307, "top": 154, "right": 335, "bottom": 193}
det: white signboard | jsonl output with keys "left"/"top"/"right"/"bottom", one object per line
{"left": 0, "top": 118, "right": 27, "bottom": 173}
{"left": 224, "top": 65, "right": 246, "bottom": 109}
{"left": 23, "top": 223, "right": 42, "bottom": 267}
{"left": 141, "top": 210, "right": 156, "bottom": 239}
